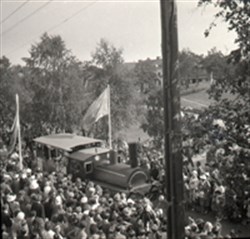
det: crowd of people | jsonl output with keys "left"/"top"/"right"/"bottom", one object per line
{"left": 1, "top": 136, "right": 249, "bottom": 239}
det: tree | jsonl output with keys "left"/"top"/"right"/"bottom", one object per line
{"left": 198, "top": 0, "right": 250, "bottom": 101}
{"left": 200, "top": 48, "right": 234, "bottom": 100}
{"left": 0, "top": 56, "right": 16, "bottom": 145}
{"left": 83, "top": 39, "right": 138, "bottom": 140}
{"left": 133, "top": 59, "right": 160, "bottom": 94}
{"left": 132, "top": 59, "right": 163, "bottom": 147}
{"left": 180, "top": 0, "right": 250, "bottom": 220}
{"left": 197, "top": 0, "right": 250, "bottom": 135}
{"left": 141, "top": 87, "right": 164, "bottom": 148}
{"left": 0, "top": 56, "right": 14, "bottom": 123}
{"left": 22, "top": 33, "right": 86, "bottom": 137}
{"left": 178, "top": 49, "right": 202, "bottom": 88}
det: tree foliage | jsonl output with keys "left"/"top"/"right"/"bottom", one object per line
{"left": 182, "top": 1, "right": 250, "bottom": 199}
{"left": 197, "top": 0, "right": 250, "bottom": 126}
{"left": 0, "top": 56, "right": 14, "bottom": 124}
{"left": 83, "top": 39, "right": 139, "bottom": 140}
{"left": 22, "top": 33, "right": 86, "bottom": 136}
{"left": 133, "top": 59, "right": 160, "bottom": 94}
{"left": 199, "top": 0, "right": 250, "bottom": 101}
{"left": 133, "top": 59, "right": 163, "bottom": 147}
{"left": 179, "top": 49, "right": 202, "bottom": 88}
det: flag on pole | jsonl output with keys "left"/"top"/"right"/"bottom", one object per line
{"left": 8, "top": 100, "right": 19, "bottom": 155}
{"left": 8, "top": 94, "right": 23, "bottom": 170}
{"left": 82, "top": 86, "right": 110, "bottom": 131}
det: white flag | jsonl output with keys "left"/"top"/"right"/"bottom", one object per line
{"left": 82, "top": 86, "right": 110, "bottom": 131}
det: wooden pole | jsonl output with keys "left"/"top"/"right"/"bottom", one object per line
{"left": 108, "top": 84, "right": 112, "bottom": 148}
{"left": 160, "top": 1, "right": 185, "bottom": 238}
{"left": 16, "top": 94, "right": 23, "bottom": 170}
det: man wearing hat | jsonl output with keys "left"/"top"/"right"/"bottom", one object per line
{"left": 11, "top": 174, "right": 20, "bottom": 194}
{"left": 113, "top": 224, "right": 126, "bottom": 239}
{"left": 1, "top": 204, "right": 13, "bottom": 235}
{"left": 11, "top": 211, "right": 29, "bottom": 239}
{"left": 100, "top": 211, "right": 111, "bottom": 238}
{"left": 26, "top": 210, "right": 44, "bottom": 238}
{"left": 30, "top": 194, "right": 45, "bottom": 219}
{"left": 198, "top": 174, "right": 211, "bottom": 213}
{"left": 6, "top": 193, "right": 20, "bottom": 217}
{"left": 28, "top": 176, "right": 41, "bottom": 195}
{"left": 126, "top": 226, "right": 137, "bottom": 239}
{"left": 189, "top": 170, "right": 199, "bottom": 210}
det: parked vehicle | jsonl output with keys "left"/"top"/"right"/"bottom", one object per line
{"left": 33, "top": 133, "right": 151, "bottom": 193}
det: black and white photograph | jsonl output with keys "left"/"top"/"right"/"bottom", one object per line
{"left": 1, "top": 0, "right": 250, "bottom": 238}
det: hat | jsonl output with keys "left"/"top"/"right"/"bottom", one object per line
{"left": 204, "top": 221, "right": 213, "bottom": 233}
{"left": 11, "top": 152, "right": 19, "bottom": 160}
{"left": 192, "top": 170, "right": 198, "bottom": 176}
{"left": 123, "top": 207, "right": 131, "bottom": 216}
{"left": 16, "top": 211, "right": 25, "bottom": 220}
{"left": 213, "top": 119, "right": 226, "bottom": 129}
{"left": 152, "top": 224, "right": 159, "bottom": 231}
{"left": 76, "top": 206, "right": 82, "bottom": 213}
{"left": 156, "top": 209, "right": 163, "bottom": 217}
{"left": 108, "top": 198, "right": 114, "bottom": 204}
{"left": 26, "top": 168, "right": 32, "bottom": 174}
{"left": 21, "top": 173, "right": 27, "bottom": 179}
{"left": 200, "top": 174, "right": 206, "bottom": 180}
{"left": 159, "top": 195, "right": 165, "bottom": 201}
{"left": 7, "top": 193, "right": 17, "bottom": 202}
{"left": 215, "top": 185, "right": 225, "bottom": 194}
{"left": 3, "top": 174, "right": 12, "bottom": 181}
{"left": 62, "top": 177, "right": 67, "bottom": 182}
{"left": 44, "top": 185, "right": 52, "bottom": 194}
{"left": 88, "top": 187, "right": 95, "bottom": 193}
{"left": 114, "top": 193, "right": 121, "bottom": 201}
{"left": 55, "top": 195, "right": 62, "bottom": 205}
{"left": 68, "top": 191, "right": 74, "bottom": 198}
{"left": 81, "top": 196, "right": 88, "bottom": 204}
{"left": 29, "top": 179, "right": 39, "bottom": 190}
{"left": 127, "top": 198, "right": 135, "bottom": 204}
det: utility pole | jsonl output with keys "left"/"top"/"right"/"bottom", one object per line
{"left": 160, "top": 1, "right": 185, "bottom": 239}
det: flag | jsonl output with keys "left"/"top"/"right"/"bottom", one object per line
{"left": 8, "top": 95, "right": 23, "bottom": 170}
{"left": 82, "top": 86, "right": 110, "bottom": 131}
{"left": 8, "top": 99, "right": 19, "bottom": 155}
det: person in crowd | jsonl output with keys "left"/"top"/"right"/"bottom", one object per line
{"left": 1, "top": 133, "right": 249, "bottom": 239}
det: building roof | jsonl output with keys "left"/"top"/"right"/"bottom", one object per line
{"left": 33, "top": 133, "right": 102, "bottom": 152}
{"left": 68, "top": 147, "right": 110, "bottom": 161}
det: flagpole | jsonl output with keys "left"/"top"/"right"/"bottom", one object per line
{"left": 108, "top": 85, "right": 112, "bottom": 149}
{"left": 16, "top": 94, "right": 23, "bottom": 170}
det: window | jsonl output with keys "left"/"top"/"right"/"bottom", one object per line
{"left": 85, "top": 162, "right": 93, "bottom": 174}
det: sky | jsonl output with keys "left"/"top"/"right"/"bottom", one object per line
{"left": 1, "top": 0, "right": 237, "bottom": 65}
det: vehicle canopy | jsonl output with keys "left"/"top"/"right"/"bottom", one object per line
{"left": 34, "top": 133, "right": 103, "bottom": 152}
